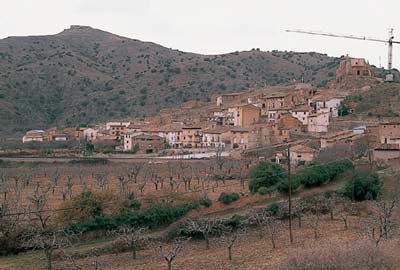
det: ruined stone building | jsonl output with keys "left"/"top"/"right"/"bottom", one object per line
{"left": 336, "top": 56, "right": 372, "bottom": 82}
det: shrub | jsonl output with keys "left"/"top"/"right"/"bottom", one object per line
{"left": 198, "top": 198, "right": 212, "bottom": 208}
{"left": 128, "top": 193, "right": 141, "bottom": 210}
{"left": 257, "top": 186, "right": 269, "bottom": 195}
{"left": 343, "top": 173, "right": 381, "bottom": 201}
{"left": 266, "top": 202, "right": 280, "bottom": 216}
{"left": 67, "top": 202, "right": 198, "bottom": 233}
{"left": 298, "top": 159, "right": 354, "bottom": 188}
{"left": 249, "top": 161, "right": 287, "bottom": 193}
{"left": 276, "top": 176, "right": 301, "bottom": 194}
{"left": 218, "top": 192, "right": 240, "bottom": 205}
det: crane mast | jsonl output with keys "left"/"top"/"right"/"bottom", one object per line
{"left": 286, "top": 29, "right": 400, "bottom": 70}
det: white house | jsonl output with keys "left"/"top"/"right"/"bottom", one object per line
{"left": 291, "top": 107, "right": 311, "bottom": 125}
{"left": 310, "top": 95, "right": 344, "bottom": 118}
{"left": 308, "top": 112, "right": 330, "bottom": 133}
{"left": 83, "top": 128, "right": 98, "bottom": 141}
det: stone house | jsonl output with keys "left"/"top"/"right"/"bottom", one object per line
{"left": 83, "top": 128, "right": 98, "bottom": 141}
{"left": 291, "top": 106, "right": 311, "bottom": 125}
{"left": 182, "top": 126, "right": 203, "bottom": 148}
{"left": 22, "top": 130, "right": 48, "bottom": 143}
{"left": 336, "top": 56, "right": 372, "bottom": 82}
{"left": 366, "top": 123, "right": 400, "bottom": 147}
{"left": 230, "top": 104, "right": 261, "bottom": 127}
{"left": 289, "top": 144, "right": 316, "bottom": 166}
{"left": 215, "top": 93, "right": 241, "bottom": 106}
{"left": 202, "top": 128, "right": 229, "bottom": 148}
{"left": 309, "top": 94, "right": 344, "bottom": 118}
{"left": 124, "top": 134, "right": 163, "bottom": 153}
{"left": 320, "top": 130, "right": 363, "bottom": 148}
{"left": 308, "top": 112, "right": 330, "bottom": 133}
{"left": 106, "top": 122, "right": 130, "bottom": 140}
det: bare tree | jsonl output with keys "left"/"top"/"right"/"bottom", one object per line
{"left": 94, "top": 172, "right": 108, "bottom": 190}
{"left": 128, "top": 164, "right": 143, "bottom": 184}
{"left": 249, "top": 209, "right": 269, "bottom": 239}
{"left": 219, "top": 225, "right": 246, "bottom": 261}
{"left": 22, "top": 230, "right": 72, "bottom": 270}
{"left": 336, "top": 198, "right": 354, "bottom": 230}
{"left": 66, "top": 175, "right": 74, "bottom": 199}
{"left": 117, "top": 174, "right": 130, "bottom": 198}
{"left": 185, "top": 218, "right": 220, "bottom": 249}
{"left": 28, "top": 183, "right": 52, "bottom": 230}
{"left": 215, "top": 146, "right": 225, "bottom": 171}
{"left": 159, "top": 238, "right": 190, "bottom": 270}
{"left": 110, "top": 225, "right": 146, "bottom": 259}
{"left": 361, "top": 198, "right": 398, "bottom": 247}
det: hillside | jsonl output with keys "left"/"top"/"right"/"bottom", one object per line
{"left": 0, "top": 25, "right": 340, "bottom": 135}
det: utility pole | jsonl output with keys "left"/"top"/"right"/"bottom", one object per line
{"left": 287, "top": 144, "right": 293, "bottom": 243}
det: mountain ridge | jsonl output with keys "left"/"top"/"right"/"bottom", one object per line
{"left": 0, "top": 25, "right": 340, "bottom": 136}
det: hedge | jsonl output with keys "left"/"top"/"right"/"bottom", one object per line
{"left": 297, "top": 159, "right": 354, "bottom": 188}
{"left": 67, "top": 203, "right": 198, "bottom": 233}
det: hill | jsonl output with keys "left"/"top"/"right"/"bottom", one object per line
{"left": 0, "top": 25, "right": 340, "bottom": 135}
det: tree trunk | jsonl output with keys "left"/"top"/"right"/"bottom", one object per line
{"left": 45, "top": 249, "right": 52, "bottom": 270}
{"left": 167, "top": 259, "right": 172, "bottom": 270}
{"left": 228, "top": 246, "right": 232, "bottom": 260}
{"left": 258, "top": 226, "right": 264, "bottom": 239}
{"left": 205, "top": 235, "right": 210, "bottom": 249}
{"left": 131, "top": 242, "right": 137, "bottom": 260}
{"left": 343, "top": 218, "right": 348, "bottom": 230}
{"left": 271, "top": 235, "right": 276, "bottom": 249}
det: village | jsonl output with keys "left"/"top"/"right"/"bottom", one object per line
{"left": 14, "top": 55, "right": 400, "bottom": 166}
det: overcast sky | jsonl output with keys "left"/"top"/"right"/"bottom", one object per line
{"left": 1, "top": 0, "right": 399, "bottom": 68}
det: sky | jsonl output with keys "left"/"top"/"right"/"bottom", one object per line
{"left": 1, "top": 0, "right": 399, "bottom": 68}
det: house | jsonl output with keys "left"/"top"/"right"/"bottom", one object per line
{"left": 22, "top": 130, "right": 48, "bottom": 143}
{"left": 230, "top": 127, "right": 251, "bottom": 150}
{"left": 154, "top": 124, "right": 183, "bottom": 148}
{"left": 366, "top": 123, "right": 400, "bottom": 147}
{"left": 257, "top": 93, "right": 287, "bottom": 111}
{"left": 215, "top": 93, "right": 241, "bottom": 106}
{"left": 208, "top": 108, "right": 234, "bottom": 126}
{"left": 289, "top": 145, "right": 316, "bottom": 166}
{"left": 182, "top": 126, "right": 203, "bottom": 148}
{"left": 230, "top": 124, "right": 289, "bottom": 150}
{"left": 106, "top": 122, "right": 130, "bottom": 140}
{"left": 373, "top": 147, "right": 400, "bottom": 161}
{"left": 336, "top": 56, "right": 372, "bottom": 82}
{"left": 124, "top": 134, "right": 163, "bottom": 153}
{"left": 202, "top": 128, "right": 229, "bottom": 148}
{"left": 83, "top": 128, "right": 98, "bottom": 141}
{"left": 279, "top": 115, "right": 304, "bottom": 132}
{"left": 309, "top": 93, "right": 344, "bottom": 118}
{"left": 264, "top": 108, "right": 289, "bottom": 123}
{"left": 320, "top": 130, "right": 363, "bottom": 148}
{"left": 230, "top": 104, "right": 261, "bottom": 127}
{"left": 308, "top": 112, "right": 330, "bottom": 133}
{"left": 291, "top": 106, "right": 311, "bottom": 125}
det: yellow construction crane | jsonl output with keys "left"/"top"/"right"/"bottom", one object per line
{"left": 286, "top": 28, "right": 400, "bottom": 71}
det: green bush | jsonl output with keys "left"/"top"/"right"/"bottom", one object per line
{"left": 276, "top": 176, "right": 301, "bottom": 194}
{"left": 298, "top": 159, "right": 354, "bottom": 188}
{"left": 128, "top": 193, "right": 141, "bottom": 210}
{"left": 249, "top": 161, "right": 287, "bottom": 193}
{"left": 218, "top": 192, "right": 240, "bottom": 205}
{"left": 343, "top": 173, "right": 381, "bottom": 201}
{"left": 265, "top": 202, "right": 280, "bottom": 216}
{"left": 67, "top": 203, "right": 198, "bottom": 233}
{"left": 198, "top": 198, "right": 212, "bottom": 208}
{"left": 257, "top": 186, "right": 269, "bottom": 195}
